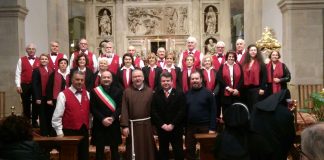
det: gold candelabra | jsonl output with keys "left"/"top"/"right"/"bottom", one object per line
{"left": 256, "top": 26, "right": 281, "bottom": 51}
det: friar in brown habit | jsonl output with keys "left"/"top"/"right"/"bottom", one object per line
{"left": 120, "top": 69, "right": 156, "bottom": 160}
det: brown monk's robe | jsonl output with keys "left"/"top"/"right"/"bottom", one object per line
{"left": 120, "top": 85, "right": 156, "bottom": 160}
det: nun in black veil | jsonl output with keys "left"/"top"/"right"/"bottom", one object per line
{"left": 214, "top": 103, "right": 273, "bottom": 160}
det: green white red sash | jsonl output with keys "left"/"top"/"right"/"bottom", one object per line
{"left": 93, "top": 86, "right": 116, "bottom": 112}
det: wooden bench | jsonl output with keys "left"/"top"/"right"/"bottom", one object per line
{"left": 195, "top": 133, "right": 217, "bottom": 160}
{"left": 289, "top": 84, "right": 323, "bottom": 131}
{"left": 296, "top": 84, "right": 323, "bottom": 110}
{"left": 34, "top": 136, "right": 83, "bottom": 160}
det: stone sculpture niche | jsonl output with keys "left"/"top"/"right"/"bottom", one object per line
{"left": 205, "top": 37, "right": 217, "bottom": 55}
{"left": 98, "top": 8, "right": 112, "bottom": 36}
{"left": 204, "top": 5, "right": 218, "bottom": 35}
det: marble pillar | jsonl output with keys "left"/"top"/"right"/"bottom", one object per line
{"left": 244, "top": 0, "right": 263, "bottom": 45}
{"left": 47, "top": 0, "right": 69, "bottom": 55}
{"left": 278, "top": 0, "right": 324, "bottom": 84}
{"left": 220, "top": 0, "right": 231, "bottom": 49}
{"left": 191, "top": 0, "right": 201, "bottom": 49}
{"left": 0, "top": 0, "right": 28, "bottom": 117}
{"left": 115, "top": 0, "right": 124, "bottom": 56}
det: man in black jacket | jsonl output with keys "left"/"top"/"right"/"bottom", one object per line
{"left": 90, "top": 71, "right": 123, "bottom": 160}
{"left": 151, "top": 72, "right": 186, "bottom": 160}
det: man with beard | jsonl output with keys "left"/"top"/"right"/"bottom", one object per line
{"left": 100, "top": 42, "right": 121, "bottom": 75}
{"left": 185, "top": 71, "right": 216, "bottom": 160}
{"left": 120, "top": 69, "right": 156, "bottom": 160}
{"left": 90, "top": 71, "right": 122, "bottom": 160}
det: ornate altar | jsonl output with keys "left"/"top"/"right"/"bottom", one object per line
{"left": 256, "top": 26, "right": 281, "bottom": 63}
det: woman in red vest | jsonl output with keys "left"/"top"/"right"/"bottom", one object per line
{"left": 241, "top": 44, "right": 267, "bottom": 112}
{"left": 217, "top": 51, "right": 244, "bottom": 112}
{"left": 117, "top": 53, "right": 135, "bottom": 89}
{"left": 93, "top": 57, "right": 109, "bottom": 88}
{"left": 45, "top": 58, "right": 69, "bottom": 136}
{"left": 266, "top": 50, "right": 291, "bottom": 96}
{"left": 142, "top": 53, "right": 162, "bottom": 90}
{"left": 201, "top": 54, "right": 218, "bottom": 93}
{"left": 162, "top": 52, "right": 182, "bottom": 91}
{"left": 32, "top": 53, "right": 53, "bottom": 136}
{"left": 181, "top": 55, "right": 200, "bottom": 93}
{"left": 70, "top": 53, "right": 94, "bottom": 91}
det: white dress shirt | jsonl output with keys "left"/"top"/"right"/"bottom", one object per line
{"left": 52, "top": 86, "right": 90, "bottom": 136}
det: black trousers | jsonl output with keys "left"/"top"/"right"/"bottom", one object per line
{"left": 95, "top": 143, "right": 119, "bottom": 160}
{"left": 38, "top": 97, "right": 56, "bottom": 136}
{"left": 63, "top": 124, "right": 89, "bottom": 160}
{"left": 157, "top": 127, "right": 184, "bottom": 160}
{"left": 242, "top": 87, "right": 266, "bottom": 112}
{"left": 20, "top": 83, "right": 34, "bottom": 121}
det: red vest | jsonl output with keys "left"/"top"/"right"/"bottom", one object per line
{"left": 39, "top": 66, "right": 53, "bottom": 96}
{"left": 212, "top": 55, "right": 225, "bottom": 71}
{"left": 48, "top": 53, "right": 64, "bottom": 70}
{"left": 134, "top": 57, "right": 141, "bottom": 68}
{"left": 108, "top": 55, "right": 120, "bottom": 75}
{"left": 62, "top": 89, "right": 90, "bottom": 130}
{"left": 181, "top": 50, "right": 201, "bottom": 69}
{"left": 72, "top": 51, "right": 95, "bottom": 71}
{"left": 21, "top": 56, "right": 40, "bottom": 84}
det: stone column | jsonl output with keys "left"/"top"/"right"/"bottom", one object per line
{"left": 85, "top": 1, "right": 96, "bottom": 54}
{"left": 47, "top": 0, "right": 69, "bottom": 54}
{"left": 115, "top": 0, "right": 124, "bottom": 56}
{"left": 278, "top": 0, "right": 324, "bottom": 84}
{"left": 191, "top": 0, "right": 201, "bottom": 49}
{"left": 0, "top": 0, "right": 28, "bottom": 117}
{"left": 244, "top": 0, "right": 262, "bottom": 45}
{"left": 220, "top": 0, "right": 231, "bottom": 49}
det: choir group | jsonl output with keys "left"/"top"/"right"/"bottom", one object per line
{"left": 14, "top": 36, "right": 292, "bottom": 160}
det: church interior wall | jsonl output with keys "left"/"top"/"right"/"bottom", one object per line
{"left": 25, "top": 0, "right": 49, "bottom": 54}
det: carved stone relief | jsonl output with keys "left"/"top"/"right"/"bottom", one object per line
{"left": 204, "top": 5, "right": 218, "bottom": 35}
{"left": 127, "top": 6, "right": 188, "bottom": 35}
{"left": 98, "top": 8, "right": 112, "bottom": 36}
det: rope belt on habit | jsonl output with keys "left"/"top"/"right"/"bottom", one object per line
{"left": 130, "top": 117, "right": 151, "bottom": 160}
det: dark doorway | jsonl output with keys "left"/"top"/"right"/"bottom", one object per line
{"left": 151, "top": 41, "right": 166, "bottom": 54}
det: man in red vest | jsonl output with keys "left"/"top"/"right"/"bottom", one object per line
{"left": 236, "top": 38, "right": 246, "bottom": 64}
{"left": 211, "top": 41, "right": 226, "bottom": 71}
{"left": 178, "top": 36, "right": 203, "bottom": 70}
{"left": 127, "top": 45, "right": 144, "bottom": 68}
{"left": 156, "top": 47, "right": 166, "bottom": 68}
{"left": 48, "top": 41, "right": 67, "bottom": 70}
{"left": 15, "top": 43, "right": 40, "bottom": 127}
{"left": 69, "top": 38, "right": 98, "bottom": 72}
{"left": 100, "top": 42, "right": 121, "bottom": 75}
{"left": 52, "top": 71, "right": 90, "bottom": 160}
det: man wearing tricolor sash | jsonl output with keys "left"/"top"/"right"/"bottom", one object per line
{"left": 90, "top": 71, "right": 123, "bottom": 160}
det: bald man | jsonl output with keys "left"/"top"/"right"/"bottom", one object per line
{"left": 15, "top": 43, "right": 40, "bottom": 127}
{"left": 235, "top": 38, "right": 246, "bottom": 64}
{"left": 70, "top": 38, "right": 98, "bottom": 72}
{"left": 127, "top": 46, "right": 144, "bottom": 68}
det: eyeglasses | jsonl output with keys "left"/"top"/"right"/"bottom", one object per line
{"left": 217, "top": 47, "right": 224, "bottom": 48}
